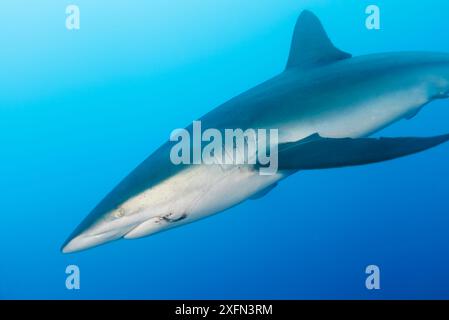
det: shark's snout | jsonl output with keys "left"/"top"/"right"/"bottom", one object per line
{"left": 61, "top": 216, "right": 139, "bottom": 253}
{"left": 61, "top": 229, "right": 126, "bottom": 253}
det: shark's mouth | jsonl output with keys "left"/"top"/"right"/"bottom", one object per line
{"left": 162, "top": 213, "right": 187, "bottom": 223}
{"left": 124, "top": 213, "right": 188, "bottom": 240}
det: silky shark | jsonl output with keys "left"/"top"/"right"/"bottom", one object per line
{"left": 62, "top": 11, "right": 449, "bottom": 253}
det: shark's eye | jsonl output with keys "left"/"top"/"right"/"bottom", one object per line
{"left": 114, "top": 208, "right": 126, "bottom": 219}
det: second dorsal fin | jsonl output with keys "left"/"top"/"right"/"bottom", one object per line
{"left": 285, "top": 10, "right": 352, "bottom": 71}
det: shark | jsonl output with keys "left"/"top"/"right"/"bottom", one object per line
{"left": 62, "top": 11, "right": 449, "bottom": 253}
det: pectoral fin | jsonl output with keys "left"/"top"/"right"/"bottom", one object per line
{"left": 273, "top": 133, "right": 449, "bottom": 170}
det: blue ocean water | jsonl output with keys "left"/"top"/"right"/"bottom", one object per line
{"left": 0, "top": 0, "right": 448, "bottom": 299}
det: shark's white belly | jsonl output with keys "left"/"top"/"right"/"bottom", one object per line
{"left": 97, "top": 163, "right": 285, "bottom": 239}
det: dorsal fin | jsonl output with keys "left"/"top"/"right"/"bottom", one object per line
{"left": 286, "top": 10, "right": 352, "bottom": 71}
